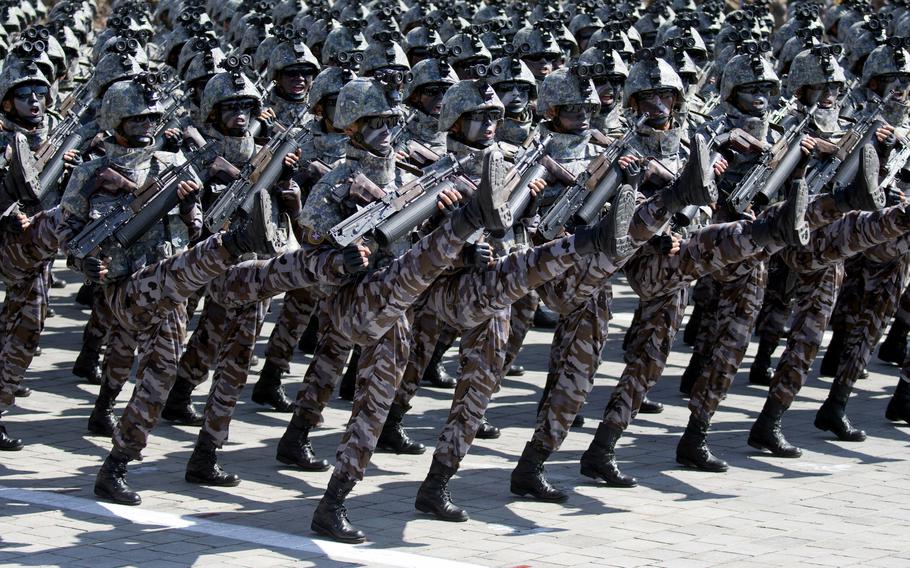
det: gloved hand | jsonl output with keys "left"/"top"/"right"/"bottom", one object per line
{"left": 341, "top": 244, "right": 370, "bottom": 274}
{"left": 462, "top": 241, "right": 494, "bottom": 267}
{"left": 83, "top": 255, "right": 109, "bottom": 284}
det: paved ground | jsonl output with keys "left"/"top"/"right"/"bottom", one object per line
{"left": 2, "top": 267, "right": 910, "bottom": 568}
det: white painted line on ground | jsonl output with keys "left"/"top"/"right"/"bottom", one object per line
{"left": 0, "top": 485, "right": 488, "bottom": 568}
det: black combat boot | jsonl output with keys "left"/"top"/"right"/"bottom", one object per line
{"left": 879, "top": 320, "right": 910, "bottom": 365}
{"left": 750, "top": 180, "right": 809, "bottom": 247}
{"left": 276, "top": 413, "right": 330, "bottom": 471}
{"left": 573, "top": 184, "right": 637, "bottom": 257}
{"left": 749, "top": 337, "right": 777, "bottom": 386}
{"left": 683, "top": 305, "right": 703, "bottom": 347}
{"left": 415, "top": 459, "right": 469, "bottom": 522}
{"left": 339, "top": 347, "right": 360, "bottom": 402}
{"left": 0, "top": 421, "right": 23, "bottom": 451}
{"left": 580, "top": 423, "right": 638, "bottom": 487}
{"left": 162, "top": 377, "right": 203, "bottom": 426}
{"left": 421, "top": 339, "right": 456, "bottom": 388}
{"left": 659, "top": 133, "right": 719, "bottom": 212}
{"left": 819, "top": 330, "right": 845, "bottom": 377}
{"left": 833, "top": 143, "right": 885, "bottom": 212}
{"left": 475, "top": 416, "right": 500, "bottom": 439}
{"left": 639, "top": 396, "right": 664, "bottom": 414}
{"left": 506, "top": 365, "right": 525, "bottom": 376}
{"left": 311, "top": 475, "right": 365, "bottom": 543}
{"left": 533, "top": 304, "right": 559, "bottom": 329}
{"left": 377, "top": 403, "right": 425, "bottom": 454}
{"left": 251, "top": 360, "right": 294, "bottom": 412}
{"left": 72, "top": 346, "right": 103, "bottom": 385}
{"left": 94, "top": 451, "right": 142, "bottom": 505}
{"left": 87, "top": 382, "right": 122, "bottom": 437}
{"left": 185, "top": 432, "right": 241, "bottom": 486}
{"left": 297, "top": 316, "right": 319, "bottom": 355}
{"left": 222, "top": 189, "right": 282, "bottom": 257}
{"left": 14, "top": 384, "right": 31, "bottom": 397}
{"left": 814, "top": 381, "right": 867, "bottom": 442}
{"left": 886, "top": 379, "right": 910, "bottom": 424}
{"left": 679, "top": 352, "right": 704, "bottom": 396}
{"left": 748, "top": 398, "right": 802, "bottom": 457}
{"left": 510, "top": 441, "right": 568, "bottom": 502}
{"left": 676, "top": 416, "right": 729, "bottom": 472}
{"left": 572, "top": 414, "right": 585, "bottom": 428}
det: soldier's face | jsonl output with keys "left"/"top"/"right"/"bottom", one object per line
{"left": 457, "top": 108, "right": 502, "bottom": 146}
{"left": 217, "top": 99, "right": 256, "bottom": 135}
{"left": 416, "top": 83, "right": 449, "bottom": 117}
{"left": 634, "top": 88, "right": 677, "bottom": 129}
{"left": 523, "top": 52, "right": 561, "bottom": 80}
{"left": 875, "top": 73, "right": 910, "bottom": 102}
{"left": 9, "top": 84, "right": 49, "bottom": 125}
{"left": 555, "top": 103, "right": 596, "bottom": 134}
{"left": 279, "top": 66, "right": 316, "bottom": 100}
{"left": 356, "top": 114, "right": 400, "bottom": 155}
{"left": 802, "top": 82, "right": 842, "bottom": 109}
{"left": 120, "top": 114, "right": 158, "bottom": 147}
{"left": 493, "top": 82, "right": 531, "bottom": 114}
{"left": 594, "top": 76, "right": 624, "bottom": 111}
{"left": 733, "top": 81, "right": 776, "bottom": 117}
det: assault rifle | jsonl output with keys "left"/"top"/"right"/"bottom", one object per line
{"left": 330, "top": 153, "right": 474, "bottom": 247}
{"left": 806, "top": 93, "right": 893, "bottom": 196}
{"left": 537, "top": 114, "right": 648, "bottom": 240}
{"left": 203, "top": 110, "right": 308, "bottom": 232}
{"left": 31, "top": 81, "right": 94, "bottom": 203}
{"left": 502, "top": 134, "right": 556, "bottom": 222}
{"left": 878, "top": 138, "right": 910, "bottom": 192}
{"left": 726, "top": 104, "right": 817, "bottom": 213}
{"left": 67, "top": 142, "right": 208, "bottom": 262}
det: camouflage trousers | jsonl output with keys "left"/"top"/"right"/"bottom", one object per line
{"left": 391, "top": 302, "right": 456, "bottom": 411}
{"left": 688, "top": 276, "right": 718, "bottom": 360}
{"left": 831, "top": 253, "right": 910, "bottom": 392}
{"left": 175, "top": 297, "right": 229, "bottom": 389}
{"left": 603, "top": 220, "right": 772, "bottom": 431}
{"left": 0, "top": 262, "right": 50, "bottom": 407}
{"left": 528, "top": 195, "right": 677, "bottom": 451}
{"left": 503, "top": 291, "right": 539, "bottom": 371}
{"left": 109, "top": 236, "right": 344, "bottom": 460}
{"left": 769, "top": 205, "right": 910, "bottom": 408}
{"left": 82, "top": 286, "right": 111, "bottom": 361}
{"left": 293, "top": 217, "right": 470, "bottom": 481}
{"left": 754, "top": 253, "right": 796, "bottom": 343}
{"left": 0, "top": 207, "right": 65, "bottom": 285}
{"left": 688, "top": 258, "right": 768, "bottom": 422}
{"left": 263, "top": 287, "right": 318, "bottom": 371}
{"left": 95, "top": 293, "right": 139, "bottom": 392}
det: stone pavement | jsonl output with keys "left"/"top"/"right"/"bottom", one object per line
{"left": 2, "top": 267, "right": 910, "bottom": 568}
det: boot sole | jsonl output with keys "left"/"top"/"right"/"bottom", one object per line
{"left": 747, "top": 438, "right": 802, "bottom": 458}
{"left": 813, "top": 418, "right": 867, "bottom": 442}
{"left": 607, "top": 185, "right": 636, "bottom": 257}
{"left": 376, "top": 443, "right": 427, "bottom": 455}
{"left": 859, "top": 144, "right": 885, "bottom": 211}
{"left": 787, "top": 181, "right": 810, "bottom": 246}
{"left": 479, "top": 149, "right": 512, "bottom": 233}
{"left": 185, "top": 473, "right": 241, "bottom": 487}
{"left": 691, "top": 134, "right": 718, "bottom": 205}
{"left": 94, "top": 486, "right": 141, "bottom": 506}
{"left": 509, "top": 483, "right": 569, "bottom": 503}
{"left": 311, "top": 523, "right": 366, "bottom": 544}
{"left": 675, "top": 456, "right": 729, "bottom": 473}
{"left": 415, "top": 501, "right": 470, "bottom": 522}
{"left": 0, "top": 443, "right": 24, "bottom": 451}
{"left": 578, "top": 466, "right": 638, "bottom": 488}
{"left": 250, "top": 394, "right": 294, "bottom": 413}
{"left": 276, "top": 454, "right": 331, "bottom": 471}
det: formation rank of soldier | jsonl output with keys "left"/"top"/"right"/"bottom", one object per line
{"left": 1, "top": 0, "right": 910, "bottom": 545}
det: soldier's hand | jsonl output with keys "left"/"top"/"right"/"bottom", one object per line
{"left": 436, "top": 186, "right": 463, "bottom": 212}
{"left": 2, "top": 212, "right": 28, "bottom": 234}
{"left": 395, "top": 149, "right": 409, "bottom": 162}
{"left": 278, "top": 180, "right": 302, "bottom": 214}
{"left": 259, "top": 108, "right": 277, "bottom": 122}
{"left": 164, "top": 128, "right": 183, "bottom": 141}
{"left": 83, "top": 255, "right": 109, "bottom": 283}
{"left": 800, "top": 136, "right": 818, "bottom": 156}
{"left": 713, "top": 157, "right": 728, "bottom": 176}
{"left": 528, "top": 178, "right": 547, "bottom": 197}
{"left": 669, "top": 234, "right": 681, "bottom": 256}
{"left": 876, "top": 124, "right": 896, "bottom": 145}
{"left": 617, "top": 154, "right": 641, "bottom": 172}
{"left": 283, "top": 149, "right": 300, "bottom": 169}
{"left": 177, "top": 180, "right": 199, "bottom": 201}
{"left": 341, "top": 244, "right": 370, "bottom": 274}
{"left": 62, "top": 149, "right": 81, "bottom": 164}
{"left": 463, "top": 241, "right": 494, "bottom": 267}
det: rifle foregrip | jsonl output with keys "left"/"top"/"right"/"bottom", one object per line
{"left": 375, "top": 179, "right": 455, "bottom": 247}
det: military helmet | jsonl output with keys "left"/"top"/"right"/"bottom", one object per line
{"left": 333, "top": 77, "right": 402, "bottom": 129}
{"left": 512, "top": 26, "right": 563, "bottom": 57}
{"left": 360, "top": 37, "right": 410, "bottom": 76}
{"left": 184, "top": 46, "right": 225, "bottom": 85}
{"left": 91, "top": 51, "right": 145, "bottom": 97}
{"left": 845, "top": 17, "right": 889, "bottom": 75}
{"left": 322, "top": 27, "right": 369, "bottom": 66}
{"left": 489, "top": 54, "right": 538, "bottom": 97}
{"left": 0, "top": 56, "right": 52, "bottom": 104}
{"left": 201, "top": 56, "right": 263, "bottom": 121}
{"left": 272, "top": 0, "right": 306, "bottom": 26}
{"left": 537, "top": 66, "right": 600, "bottom": 115}
{"left": 254, "top": 34, "right": 280, "bottom": 74}
{"left": 98, "top": 75, "right": 166, "bottom": 132}
{"left": 269, "top": 32, "right": 321, "bottom": 81}
{"left": 404, "top": 56, "right": 459, "bottom": 100}
{"left": 309, "top": 66, "right": 357, "bottom": 107}
{"left": 720, "top": 49, "right": 780, "bottom": 103}
{"left": 588, "top": 27, "right": 636, "bottom": 60}
{"left": 578, "top": 45, "right": 630, "bottom": 79}
{"left": 787, "top": 45, "right": 847, "bottom": 96}
{"left": 438, "top": 78, "right": 505, "bottom": 132}
{"left": 446, "top": 32, "right": 493, "bottom": 65}
{"left": 403, "top": 25, "right": 445, "bottom": 61}
{"left": 862, "top": 42, "right": 910, "bottom": 86}
{"left": 622, "top": 50, "right": 685, "bottom": 108}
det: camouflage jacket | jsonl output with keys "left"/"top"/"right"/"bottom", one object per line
{"left": 296, "top": 117, "right": 348, "bottom": 203}
{"left": 497, "top": 110, "right": 538, "bottom": 146}
{"left": 61, "top": 139, "right": 203, "bottom": 283}
{"left": 394, "top": 109, "right": 448, "bottom": 156}
{"left": 265, "top": 93, "right": 310, "bottom": 136}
